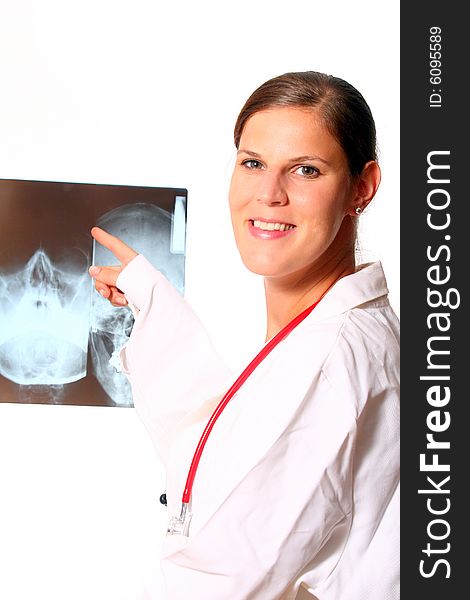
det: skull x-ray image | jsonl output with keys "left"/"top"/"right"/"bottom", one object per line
{"left": 0, "top": 179, "right": 187, "bottom": 407}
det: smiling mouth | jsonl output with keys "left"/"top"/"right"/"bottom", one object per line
{"left": 250, "top": 219, "right": 296, "bottom": 232}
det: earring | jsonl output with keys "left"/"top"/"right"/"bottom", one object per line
{"left": 355, "top": 206, "right": 363, "bottom": 215}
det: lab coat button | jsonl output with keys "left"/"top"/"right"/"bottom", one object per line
{"left": 159, "top": 493, "right": 167, "bottom": 506}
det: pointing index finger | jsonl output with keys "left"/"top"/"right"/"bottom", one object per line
{"left": 91, "top": 226, "right": 138, "bottom": 265}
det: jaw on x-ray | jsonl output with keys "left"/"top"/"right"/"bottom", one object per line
{"left": 0, "top": 184, "right": 186, "bottom": 407}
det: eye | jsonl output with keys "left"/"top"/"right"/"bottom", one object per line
{"left": 294, "top": 165, "right": 320, "bottom": 178}
{"left": 241, "top": 159, "right": 264, "bottom": 170}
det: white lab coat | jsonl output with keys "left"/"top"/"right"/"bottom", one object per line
{"left": 117, "top": 257, "right": 400, "bottom": 600}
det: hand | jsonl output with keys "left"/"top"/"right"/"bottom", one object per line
{"left": 88, "top": 227, "right": 138, "bottom": 306}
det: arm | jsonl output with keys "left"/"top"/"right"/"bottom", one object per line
{"left": 116, "top": 255, "right": 232, "bottom": 463}
{"left": 89, "top": 228, "right": 232, "bottom": 464}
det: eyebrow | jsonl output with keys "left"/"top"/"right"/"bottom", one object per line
{"left": 237, "top": 149, "right": 331, "bottom": 166}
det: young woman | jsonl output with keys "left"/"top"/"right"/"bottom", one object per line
{"left": 89, "top": 71, "right": 399, "bottom": 599}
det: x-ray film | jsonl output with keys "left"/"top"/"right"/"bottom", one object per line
{"left": 0, "top": 179, "right": 187, "bottom": 407}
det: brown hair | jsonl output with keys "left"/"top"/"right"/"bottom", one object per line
{"left": 234, "top": 71, "right": 377, "bottom": 178}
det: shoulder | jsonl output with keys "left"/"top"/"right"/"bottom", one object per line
{"left": 286, "top": 292, "right": 400, "bottom": 421}
{"left": 321, "top": 299, "right": 400, "bottom": 418}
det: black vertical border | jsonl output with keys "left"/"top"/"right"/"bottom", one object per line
{"left": 401, "top": 2, "right": 466, "bottom": 597}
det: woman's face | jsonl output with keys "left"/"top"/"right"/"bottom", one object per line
{"left": 229, "top": 107, "right": 359, "bottom": 283}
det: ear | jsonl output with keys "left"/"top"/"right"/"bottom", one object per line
{"left": 348, "top": 161, "right": 381, "bottom": 216}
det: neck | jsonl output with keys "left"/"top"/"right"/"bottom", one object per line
{"left": 264, "top": 252, "right": 355, "bottom": 341}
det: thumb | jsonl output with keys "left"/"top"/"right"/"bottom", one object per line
{"left": 88, "top": 264, "right": 123, "bottom": 288}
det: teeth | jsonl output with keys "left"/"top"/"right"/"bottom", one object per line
{"left": 252, "top": 220, "right": 295, "bottom": 231}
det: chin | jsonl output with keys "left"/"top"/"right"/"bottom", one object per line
{"left": 239, "top": 254, "right": 288, "bottom": 278}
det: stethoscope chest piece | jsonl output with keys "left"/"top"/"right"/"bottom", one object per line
{"left": 167, "top": 502, "right": 192, "bottom": 537}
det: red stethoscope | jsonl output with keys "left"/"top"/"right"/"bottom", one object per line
{"left": 166, "top": 295, "right": 324, "bottom": 536}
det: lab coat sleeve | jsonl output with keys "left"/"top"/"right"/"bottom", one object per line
{"left": 115, "top": 255, "right": 233, "bottom": 464}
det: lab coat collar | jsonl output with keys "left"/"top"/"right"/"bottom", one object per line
{"left": 305, "top": 261, "right": 390, "bottom": 324}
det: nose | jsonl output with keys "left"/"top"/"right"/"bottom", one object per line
{"left": 256, "top": 171, "right": 288, "bottom": 206}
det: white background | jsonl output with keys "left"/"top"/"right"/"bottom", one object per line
{"left": 0, "top": 1, "right": 399, "bottom": 598}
